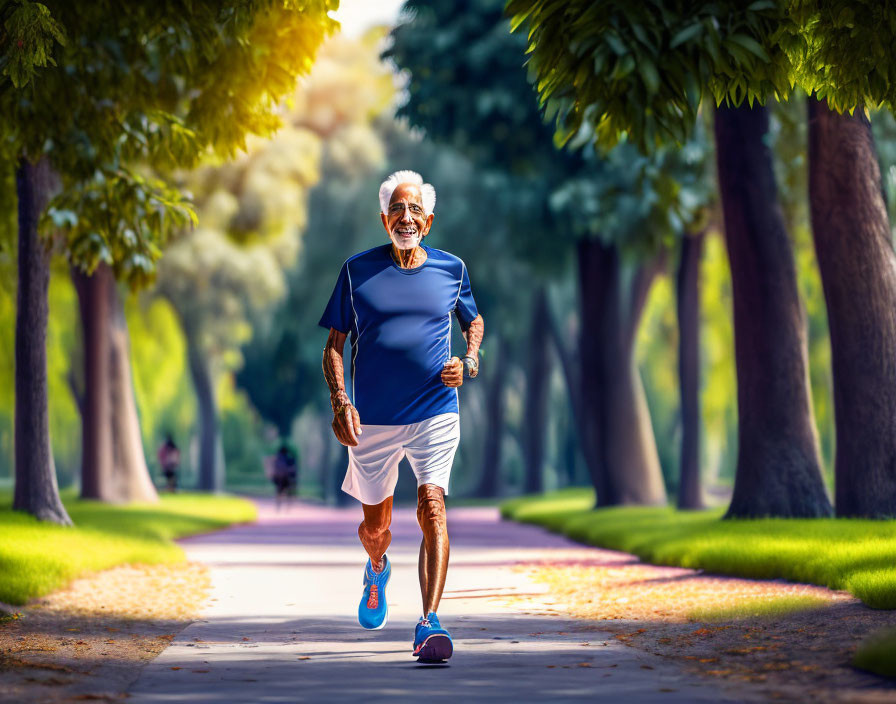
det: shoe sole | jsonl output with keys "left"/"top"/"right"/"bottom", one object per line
{"left": 415, "top": 634, "right": 453, "bottom": 662}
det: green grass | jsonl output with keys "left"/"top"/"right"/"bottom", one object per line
{"left": 501, "top": 488, "right": 896, "bottom": 610}
{"left": 0, "top": 491, "right": 256, "bottom": 606}
{"left": 854, "top": 628, "right": 896, "bottom": 678}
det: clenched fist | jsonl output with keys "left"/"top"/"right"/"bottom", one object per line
{"left": 332, "top": 402, "right": 363, "bottom": 447}
{"left": 441, "top": 356, "right": 463, "bottom": 387}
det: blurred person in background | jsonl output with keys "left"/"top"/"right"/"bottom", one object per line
{"left": 157, "top": 434, "right": 181, "bottom": 493}
{"left": 320, "top": 169, "right": 484, "bottom": 663}
{"left": 267, "top": 439, "right": 299, "bottom": 510}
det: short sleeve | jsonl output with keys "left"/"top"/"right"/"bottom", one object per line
{"left": 453, "top": 261, "right": 479, "bottom": 331}
{"left": 318, "top": 262, "right": 353, "bottom": 334}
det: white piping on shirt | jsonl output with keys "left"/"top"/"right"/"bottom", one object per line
{"left": 452, "top": 260, "right": 467, "bottom": 406}
{"left": 455, "top": 260, "right": 465, "bottom": 312}
{"left": 345, "top": 261, "right": 360, "bottom": 403}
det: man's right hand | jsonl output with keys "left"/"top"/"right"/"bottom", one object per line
{"left": 332, "top": 402, "right": 363, "bottom": 447}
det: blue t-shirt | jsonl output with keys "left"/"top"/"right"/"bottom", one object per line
{"left": 319, "top": 244, "right": 479, "bottom": 425}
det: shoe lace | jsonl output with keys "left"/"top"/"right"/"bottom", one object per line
{"left": 367, "top": 584, "right": 379, "bottom": 609}
{"left": 419, "top": 617, "right": 430, "bottom": 628}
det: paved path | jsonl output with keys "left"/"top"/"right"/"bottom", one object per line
{"left": 128, "top": 500, "right": 748, "bottom": 703}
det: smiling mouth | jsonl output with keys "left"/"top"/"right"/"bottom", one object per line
{"left": 395, "top": 227, "right": 417, "bottom": 237}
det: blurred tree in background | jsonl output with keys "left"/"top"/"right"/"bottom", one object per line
{"left": 154, "top": 127, "right": 322, "bottom": 492}
{"left": 509, "top": 0, "right": 896, "bottom": 517}
{"left": 1, "top": 0, "right": 336, "bottom": 519}
{"left": 507, "top": 0, "right": 832, "bottom": 518}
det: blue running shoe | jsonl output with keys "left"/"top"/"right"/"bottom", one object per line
{"left": 413, "top": 612, "right": 453, "bottom": 662}
{"left": 358, "top": 554, "right": 390, "bottom": 630}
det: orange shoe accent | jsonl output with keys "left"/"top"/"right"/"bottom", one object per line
{"left": 367, "top": 584, "right": 379, "bottom": 609}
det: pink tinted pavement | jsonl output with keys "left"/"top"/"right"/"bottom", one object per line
{"left": 127, "top": 498, "right": 756, "bottom": 703}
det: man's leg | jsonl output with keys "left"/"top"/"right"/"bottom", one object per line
{"left": 416, "top": 484, "right": 449, "bottom": 615}
{"left": 359, "top": 496, "right": 393, "bottom": 572}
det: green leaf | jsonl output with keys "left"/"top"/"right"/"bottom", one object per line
{"left": 727, "top": 33, "right": 770, "bottom": 63}
{"left": 640, "top": 56, "right": 660, "bottom": 95}
{"left": 670, "top": 23, "right": 703, "bottom": 49}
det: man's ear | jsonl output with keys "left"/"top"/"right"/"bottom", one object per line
{"left": 380, "top": 211, "right": 390, "bottom": 235}
{"left": 422, "top": 213, "right": 434, "bottom": 236}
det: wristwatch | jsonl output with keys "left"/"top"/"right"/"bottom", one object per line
{"left": 461, "top": 355, "right": 479, "bottom": 378}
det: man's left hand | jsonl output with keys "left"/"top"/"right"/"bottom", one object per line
{"left": 441, "top": 357, "right": 463, "bottom": 387}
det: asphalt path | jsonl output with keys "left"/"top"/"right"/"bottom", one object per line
{"left": 127, "top": 499, "right": 751, "bottom": 703}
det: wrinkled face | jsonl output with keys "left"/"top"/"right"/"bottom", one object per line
{"left": 380, "top": 183, "right": 434, "bottom": 250}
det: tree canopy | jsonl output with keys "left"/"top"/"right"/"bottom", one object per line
{"left": 2, "top": 0, "right": 338, "bottom": 284}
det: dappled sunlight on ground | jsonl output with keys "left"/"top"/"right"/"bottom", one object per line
{"left": 522, "top": 562, "right": 850, "bottom": 622}
{"left": 0, "top": 562, "right": 209, "bottom": 702}
{"left": 517, "top": 560, "right": 896, "bottom": 702}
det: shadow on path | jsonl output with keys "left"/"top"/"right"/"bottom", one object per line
{"left": 127, "top": 499, "right": 749, "bottom": 703}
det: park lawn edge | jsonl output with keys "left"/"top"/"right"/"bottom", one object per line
{"left": 499, "top": 488, "right": 896, "bottom": 611}
{"left": 0, "top": 492, "right": 256, "bottom": 606}
{"left": 853, "top": 627, "right": 896, "bottom": 679}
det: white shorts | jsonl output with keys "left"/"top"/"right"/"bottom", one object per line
{"left": 342, "top": 412, "right": 460, "bottom": 505}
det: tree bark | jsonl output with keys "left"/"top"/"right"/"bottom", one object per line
{"left": 523, "top": 287, "right": 550, "bottom": 494}
{"left": 72, "top": 264, "right": 159, "bottom": 503}
{"left": 12, "top": 154, "right": 72, "bottom": 525}
{"left": 184, "top": 323, "right": 222, "bottom": 492}
{"left": 808, "top": 97, "right": 896, "bottom": 518}
{"left": 714, "top": 103, "right": 831, "bottom": 518}
{"left": 545, "top": 295, "right": 598, "bottom": 481}
{"left": 476, "top": 337, "right": 508, "bottom": 498}
{"left": 72, "top": 263, "right": 115, "bottom": 500}
{"left": 676, "top": 230, "right": 705, "bottom": 510}
{"left": 108, "top": 281, "right": 158, "bottom": 502}
{"left": 577, "top": 239, "right": 667, "bottom": 507}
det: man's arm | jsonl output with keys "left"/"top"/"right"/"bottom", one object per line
{"left": 322, "top": 328, "right": 362, "bottom": 446}
{"left": 441, "top": 314, "right": 484, "bottom": 387}
{"left": 463, "top": 314, "right": 484, "bottom": 375}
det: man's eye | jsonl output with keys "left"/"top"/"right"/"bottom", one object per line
{"left": 410, "top": 205, "right": 422, "bottom": 213}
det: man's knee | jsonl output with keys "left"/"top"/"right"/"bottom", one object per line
{"left": 417, "top": 484, "right": 446, "bottom": 529}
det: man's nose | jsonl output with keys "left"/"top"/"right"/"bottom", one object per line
{"left": 399, "top": 206, "right": 413, "bottom": 221}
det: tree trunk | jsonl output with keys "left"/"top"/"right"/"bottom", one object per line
{"left": 523, "top": 287, "right": 551, "bottom": 494}
{"left": 72, "top": 264, "right": 115, "bottom": 500}
{"left": 545, "top": 295, "right": 598, "bottom": 482}
{"left": 184, "top": 323, "right": 222, "bottom": 492}
{"left": 808, "top": 97, "right": 896, "bottom": 518}
{"left": 676, "top": 230, "right": 705, "bottom": 510}
{"left": 12, "top": 155, "right": 72, "bottom": 525}
{"left": 577, "top": 239, "right": 667, "bottom": 507}
{"left": 72, "top": 264, "right": 159, "bottom": 503}
{"left": 577, "top": 239, "right": 613, "bottom": 503}
{"left": 476, "top": 337, "right": 508, "bottom": 498}
{"left": 108, "top": 281, "right": 158, "bottom": 502}
{"left": 714, "top": 103, "right": 831, "bottom": 518}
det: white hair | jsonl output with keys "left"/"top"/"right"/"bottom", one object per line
{"left": 378, "top": 170, "right": 436, "bottom": 216}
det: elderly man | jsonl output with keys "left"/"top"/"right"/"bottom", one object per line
{"left": 319, "top": 170, "right": 484, "bottom": 663}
